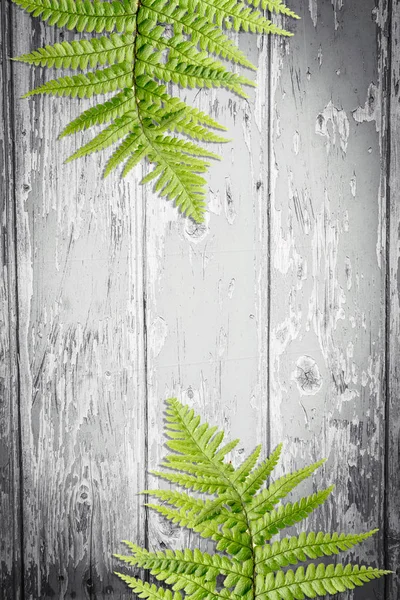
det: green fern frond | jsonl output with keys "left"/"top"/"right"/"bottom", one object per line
{"left": 115, "top": 544, "right": 242, "bottom": 585}
{"left": 23, "top": 62, "right": 133, "bottom": 98}
{"left": 248, "top": 0, "right": 300, "bottom": 20}
{"left": 12, "top": 0, "right": 137, "bottom": 32}
{"left": 115, "top": 575, "right": 183, "bottom": 600}
{"left": 13, "top": 0, "right": 298, "bottom": 221}
{"left": 142, "top": 489, "right": 213, "bottom": 514}
{"left": 149, "top": 470, "right": 231, "bottom": 494}
{"left": 255, "top": 530, "right": 379, "bottom": 573}
{"left": 59, "top": 89, "right": 136, "bottom": 137}
{"left": 255, "top": 564, "right": 391, "bottom": 599}
{"left": 66, "top": 111, "right": 139, "bottom": 159}
{"left": 117, "top": 398, "right": 390, "bottom": 599}
{"left": 248, "top": 459, "right": 326, "bottom": 517}
{"left": 186, "top": 0, "right": 292, "bottom": 35}
{"left": 231, "top": 445, "right": 262, "bottom": 484}
{"left": 16, "top": 34, "right": 135, "bottom": 69}
{"left": 238, "top": 443, "right": 283, "bottom": 497}
{"left": 252, "top": 488, "right": 335, "bottom": 545}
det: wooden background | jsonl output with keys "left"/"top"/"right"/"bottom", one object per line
{"left": 1, "top": 0, "right": 399, "bottom": 598}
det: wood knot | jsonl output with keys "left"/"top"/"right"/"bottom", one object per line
{"left": 293, "top": 355, "right": 322, "bottom": 395}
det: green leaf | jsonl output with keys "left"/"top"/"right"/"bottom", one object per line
{"left": 255, "top": 564, "right": 391, "bottom": 599}
{"left": 15, "top": 34, "right": 135, "bottom": 69}
{"left": 231, "top": 445, "right": 262, "bottom": 484}
{"left": 13, "top": 0, "right": 299, "bottom": 221}
{"left": 252, "top": 487, "right": 335, "bottom": 544}
{"left": 114, "top": 398, "right": 390, "bottom": 599}
{"left": 22, "top": 62, "right": 133, "bottom": 98}
{"left": 66, "top": 111, "right": 139, "bottom": 160}
{"left": 59, "top": 89, "right": 136, "bottom": 137}
{"left": 12, "top": 0, "right": 137, "bottom": 33}
{"left": 238, "top": 443, "right": 283, "bottom": 497}
{"left": 255, "top": 530, "right": 379, "bottom": 573}
{"left": 114, "top": 575, "right": 183, "bottom": 600}
{"left": 249, "top": 459, "right": 326, "bottom": 517}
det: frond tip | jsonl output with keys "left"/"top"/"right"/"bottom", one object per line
{"left": 12, "top": 0, "right": 299, "bottom": 222}
{"left": 116, "top": 397, "right": 390, "bottom": 599}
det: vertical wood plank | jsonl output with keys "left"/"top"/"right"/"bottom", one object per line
{"left": 143, "top": 32, "right": 271, "bottom": 553}
{"left": 269, "top": 2, "right": 386, "bottom": 599}
{"left": 0, "top": 4, "right": 23, "bottom": 598}
{"left": 10, "top": 7, "right": 148, "bottom": 598}
{"left": 386, "top": 0, "right": 400, "bottom": 595}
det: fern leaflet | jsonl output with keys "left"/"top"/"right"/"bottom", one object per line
{"left": 115, "top": 398, "right": 390, "bottom": 599}
{"left": 13, "top": 0, "right": 299, "bottom": 222}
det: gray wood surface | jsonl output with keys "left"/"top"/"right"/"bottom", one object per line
{"left": 387, "top": 0, "right": 400, "bottom": 596}
{"left": 1, "top": 0, "right": 399, "bottom": 598}
{"left": 0, "top": 3, "right": 23, "bottom": 598}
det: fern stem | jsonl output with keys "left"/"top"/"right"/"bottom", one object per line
{"left": 169, "top": 406, "right": 258, "bottom": 599}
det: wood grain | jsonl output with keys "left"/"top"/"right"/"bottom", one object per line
{"left": 0, "top": 3, "right": 23, "bottom": 598}
{"left": 1, "top": 0, "right": 399, "bottom": 598}
{"left": 386, "top": 0, "right": 400, "bottom": 594}
{"left": 269, "top": 2, "right": 389, "bottom": 599}
{"left": 8, "top": 5, "right": 148, "bottom": 598}
{"left": 143, "top": 31, "right": 271, "bottom": 554}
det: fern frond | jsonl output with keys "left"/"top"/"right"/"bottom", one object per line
{"left": 139, "top": 140, "right": 208, "bottom": 222}
{"left": 164, "top": 398, "right": 239, "bottom": 470}
{"left": 145, "top": 502, "right": 204, "bottom": 529}
{"left": 23, "top": 62, "right": 133, "bottom": 98}
{"left": 104, "top": 130, "right": 146, "bottom": 176}
{"left": 150, "top": 470, "right": 231, "bottom": 494}
{"left": 15, "top": 34, "right": 135, "bottom": 69}
{"left": 231, "top": 445, "right": 262, "bottom": 484}
{"left": 114, "top": 575, "right": 183, "bottom": 600}
{"left": 117, "top": 398, "right": 389, "bottom": 599}
{"left": 59, "top": 89, "right": 136, "bottom": 137}
{"left": 139, "top": 0, "right": 257, "bottom": 70}
{"left": 255, "top": 530, "right": 379, "bottom": 573}
{"left": 66, "top": 111, "right": 139, "bottom": 160}
{"left": 238, "top": 443, "right": 283, "bottom": 497}
{"left": 135, "top": 79, "right": 227, "bottom": 131}
{"left": 115, "top": 544, "right": 243, "bottom": 586}
{"left": 249, "top": 459, "right": 326, "bottom": 517}
{"left": 255, "top": 564, "right": 391, "bottom": 599}
{"left": 12, "top": 0, "right": 137, "bottom": 32}
{"left": 137, "top": 54, "right": 253, "bottom": 98}
{"left": 248, "top": 0, "right": 300, "bottom": 19}
{"left": 192, "top": 495, "right": 241, "bottom": 527}
{"left": 13, "top": 0, "right": 299, "bottom": 221}
{"left": 187, "top": 0, "right": 292, "bottom": 35}
{"left": 198, "top": 522, "right": 253, "bottom": 560}
{"left": 252, "top": 487, "right": 335, "bottom": 544}
{"left": 142, "top": 489, "right": 215, "bottom": 516}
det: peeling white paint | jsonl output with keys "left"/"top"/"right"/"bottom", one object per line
{"left": 309, "top": 0, "right": 318, "bottom": 27}
{"left": 315, "top": 101, "right": 350, "bottom": 154}
{"left": 317, "top": 45, "right": 323, "bottom": 67}
{"left": 331, "top": 0, "right": 343, "bottom": 30}
{"left": 352, "top": 83, "right": 381, "bottom": 132}
{"left": 345, "top": 256, "right": 352, "bottom": 290}
{"left": 224, "top": 176, "right": 237, "bottom": 225}
{"left": 350, "top": 173, "right": 357, "bottom": 197}
{"left": 228, "top": 278, "right": 235, "bottom": 299}
{"left": 293, "top": 131, "right": 300, "bottom": 155}
{"left": 149, "top": 316, "right": 168, "bottom": 359}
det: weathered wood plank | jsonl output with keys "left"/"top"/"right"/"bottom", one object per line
{"left": 10, "top": 6, "right": 148, "bottom": 597}
{"left": 143, "top": 31, "right": 271, "bottom": 552}
{"left": 0, "top": 4, "right": 23, "bottom": 598}
{"left": 386, "top": 0, "right": 400, "bottom": 595}
{"left": 4, "top": 1, "right": 399, "bottom": 599}
{"left": 268, "top": 2, "right": 386, "bottom": 599}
